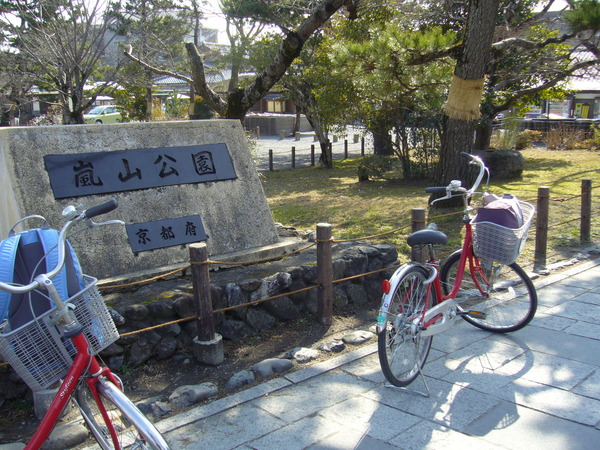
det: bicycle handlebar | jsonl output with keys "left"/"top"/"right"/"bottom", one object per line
{"left": 0, "top": 200, "right": 122, "bottom": 295}
{"left": 427, "top": 152, "right": 487, "bottom": 205}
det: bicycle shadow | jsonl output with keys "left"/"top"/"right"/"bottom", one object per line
{"left": 363, "top": 325, "right": 538, "bottom": 446}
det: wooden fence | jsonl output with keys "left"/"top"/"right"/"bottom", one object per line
{"left": 189, "top": 178, "right": 595, "bottom": 352}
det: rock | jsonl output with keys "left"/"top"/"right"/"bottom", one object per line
{"left": 332, "top": 258, "right": 347, "bottom": 280}
{"left": 168, "top": 383, "right": 218, "bottom": 408}
{"left": 365, "top": 279, "right": 383, "bottom": 301}
{"left": 250, "top": 272, "right": 293, "bottom": 303}
{"left": 225, "top": 283, "right": 247, "bottom": 319}
{"left": 246, "top": 308, "right": 276, "bottom": 331}
{"left": 304, "top": 289, "right": 318, "bottom": 314}
{"left": 333, "top": 286, "right": 349, "bottom": 307}
{"left": 41, "top": 422, "right": 88, "bottom": 450}
{"left": 146, "top": 301, "right": 177, "bottom": 319}
{"left": 288, "top": 347, "right": 320, "bottom": 363}
{"left": 148, "top": 401, "right": 172, "bottom": 418}
{"left": 319, "top": 340, "right": 346, "bottom": 353}
{"left": 343, "top": 253, "right": 368, "bottom": 277}
{"left": 342, "top": 330, "right": 375, "bottom": 345}
{"left": 107, "top": 355, "right": 124, "bottom": 371}
{"left": 108, "top": 307, "right": 126, "bottom": 326}
{"left": 251, "top": 358, "right": 294, "bottom": 378}
{"left": 286, "top": 266, "right": 305, "bottom": 279}
{"left": 225, "top": 370, "right": 256, "bottom": 391}
{"left": 127, "top": 341, "right": 154, "bottom": 366}
{"left": 475, "top": 149, "right": 524, "bottom": 179}
{"left": 219, "top": 319, "right": 251, "bottom": 340}
{"left": 122, "top": 304, "right": 150, "bottom": 321}
{"left": 171, "top": 293, "right": 196, "bottom": 318}
{"left": 263, "top": 296, "right": 300, "bottom": 321}
{"left": 366, "top": 257, "right": 383, "bottom": 279}
{"left": 345, "top": 284, "right": 368, "bottom": 305}
{"left": 99, "top": 342, "right": 123, "bottom": 357}
{"left": 155, "top": 337, "right": 178, "bottom": 360}
{"left": 374, "top": 244, "right": 398, "bottom": 263}
{"left": 302, "top": 265, "right": 318, "bottom": 284}
{"left": 239, "top": 278, "right": 262, "bottom": 292}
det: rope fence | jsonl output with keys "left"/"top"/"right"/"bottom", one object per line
{"left": 97, "top": 178, "right": 595, "bottom": 344}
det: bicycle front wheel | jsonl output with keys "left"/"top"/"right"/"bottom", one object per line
{"left": 378, "top": 265, "right": 436, "bottom": 387}
{"left": 440, "top": 250, "right": 537, "bottom": 332}
{"left": 76, "top": 377, "right": 169, "bottom": 449}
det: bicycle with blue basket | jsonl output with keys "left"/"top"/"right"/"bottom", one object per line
{"left": 0, "top": 200, "right": 169, "bottom": 449}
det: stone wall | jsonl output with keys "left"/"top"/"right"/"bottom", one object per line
{"left": 0, "top": 242, "right": 398, "bottom": 401}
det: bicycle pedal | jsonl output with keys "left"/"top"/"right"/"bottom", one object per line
{"left": 463, "top": 310, "right": 487, "bottom": 319}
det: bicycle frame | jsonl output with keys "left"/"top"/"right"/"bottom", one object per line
{"left": 26, "top": 325, "right": 123, "bottom": 449}
{"left": 379, "top": 220, "right": 491, "bottom": 339}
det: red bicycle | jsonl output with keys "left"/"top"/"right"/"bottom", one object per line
{"left": 377, "top": 153, "right": 537, "bottom": 391}
{"left": 0, "top": 200, "right": 169, "bottom": 449}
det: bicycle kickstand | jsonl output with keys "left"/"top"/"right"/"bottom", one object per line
{"left": 385, "top": 345, "right": 431, "bottom": 397}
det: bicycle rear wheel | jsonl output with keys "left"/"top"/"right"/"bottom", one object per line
{"left": 75, "top": 377, "right": 169, "bottom": 449}
{"left": 377, "top": 265, "right": 436, "bottom": 387}
{"left": 440, "top": 250, "right": 537, "bottom": 332}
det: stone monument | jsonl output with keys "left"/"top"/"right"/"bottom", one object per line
{"left": 0, "top": 120, "right": 281, "bottom": 279}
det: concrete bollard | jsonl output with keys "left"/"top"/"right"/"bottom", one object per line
{"left": 279, "top": 129, "right": 286, "bottom": 140}
{"left": 193, "top": 334, "right": 224, "bottom": 366}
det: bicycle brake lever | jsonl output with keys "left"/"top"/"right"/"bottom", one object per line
{"left": 87, "top": 219, "right": 126, "bottom": 228}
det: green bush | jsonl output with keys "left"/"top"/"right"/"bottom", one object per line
{"left": 357, "top": 155, "right": 399, "bottom": 181}
{"left": 515, "top": 129, "right": 543, "bottom": 149}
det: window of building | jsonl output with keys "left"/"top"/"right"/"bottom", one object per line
{"left": 266, "top": 100, "right": 285, "bottom": 113}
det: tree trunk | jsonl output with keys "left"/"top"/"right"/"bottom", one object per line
{"left": 293, "top": 111, "right": 301, "bottom": 133}
{"left": 305, "top": 111, "right": 332, "bottom": 168}
{"left": 145, "top": 69, "right": 153, "bottom": 121}
{"left": 371, "top": 125, "right": 394, "bottom": 156}
{"left": 185, "top": 0, "right": 352, "bottom": 121}
{"left": 474, "top": 117, "right": 494, "bottom": 150}
{"left": 435, "top": 0, "right": 500, "bottom": 187}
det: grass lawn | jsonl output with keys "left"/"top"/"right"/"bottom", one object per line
{"left": 261, "top": 148, "right": 600, "bottom": 270}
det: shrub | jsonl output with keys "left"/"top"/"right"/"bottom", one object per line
{"left": 357, "top": 155, "right": 399, "bottom": 181}
{"left": 515, "top": 130, "right": 543, "bottom": 149}
{"left": 545, "top": 124, "right": 586, "bottom": 150}
{"left": 27, "top": 105, "right": 62, "bottom": 126}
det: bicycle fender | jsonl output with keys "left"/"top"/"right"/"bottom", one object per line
{"left": 377, "top": 262, "right": 423, "bottom": 333}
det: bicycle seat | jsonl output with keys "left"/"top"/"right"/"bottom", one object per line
{"left": 406, "top": 224, "right": 448, "bottom": 247}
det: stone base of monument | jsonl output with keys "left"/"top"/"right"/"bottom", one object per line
{"left": 98, "top": 235, "right": 304, "bottom": 287}
{"left": 34, "top": 387, "right": 73, "bottom": 420}
{"left": 193, "top": 334, "right": 224, "bottom": 366}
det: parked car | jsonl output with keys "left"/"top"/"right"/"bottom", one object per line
{"left": 83, "top": 105, "right": 123, "bottom": 124}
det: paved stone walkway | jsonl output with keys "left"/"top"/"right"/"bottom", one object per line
{"left": 253, "top": 128, "right": 373, "bottom": 172}
{"left": 151, "top": 258, "right": 600, "bottom": 449}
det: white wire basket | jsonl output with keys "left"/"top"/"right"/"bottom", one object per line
{"left": 471, "top": 201, "right": 535, "bottom": 265}
{"left": 0, "top": 275, "right": 119, "bottom": 392}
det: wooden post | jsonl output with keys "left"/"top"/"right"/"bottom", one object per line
{"left": 581, "top": 178, "right": 592, "bottom": 243}
{"left": 269, "top": 149, "right": 274, "bottom": 171}
{"left": 534, "top": 186, "right": 550, "bottom": 272}
{"left": 410, "top": 208, "right": 427, "bottom": 262}
{"left": 316, "top": 223, "right": 333, "bottom": 326}
{"left": 189, "top": 242, "right": 224, "bottom": 365}
{"left": 190, "top": 243, "right": 215, "bottom": 341}
{"left": 344, "top": 139, "right": 348, "bottom": 159}
{"left": 311, "top": 144, "right": 315, "bottom": 166}
{"left": 291, "top": 146, "right": 296, "bottom": 169}
{"left": 361, "top": 137, "right": 365, "bottom": 156}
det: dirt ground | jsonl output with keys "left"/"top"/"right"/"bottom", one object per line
{"left": 0, "top": 298, "right": 378, "bottom": 445}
